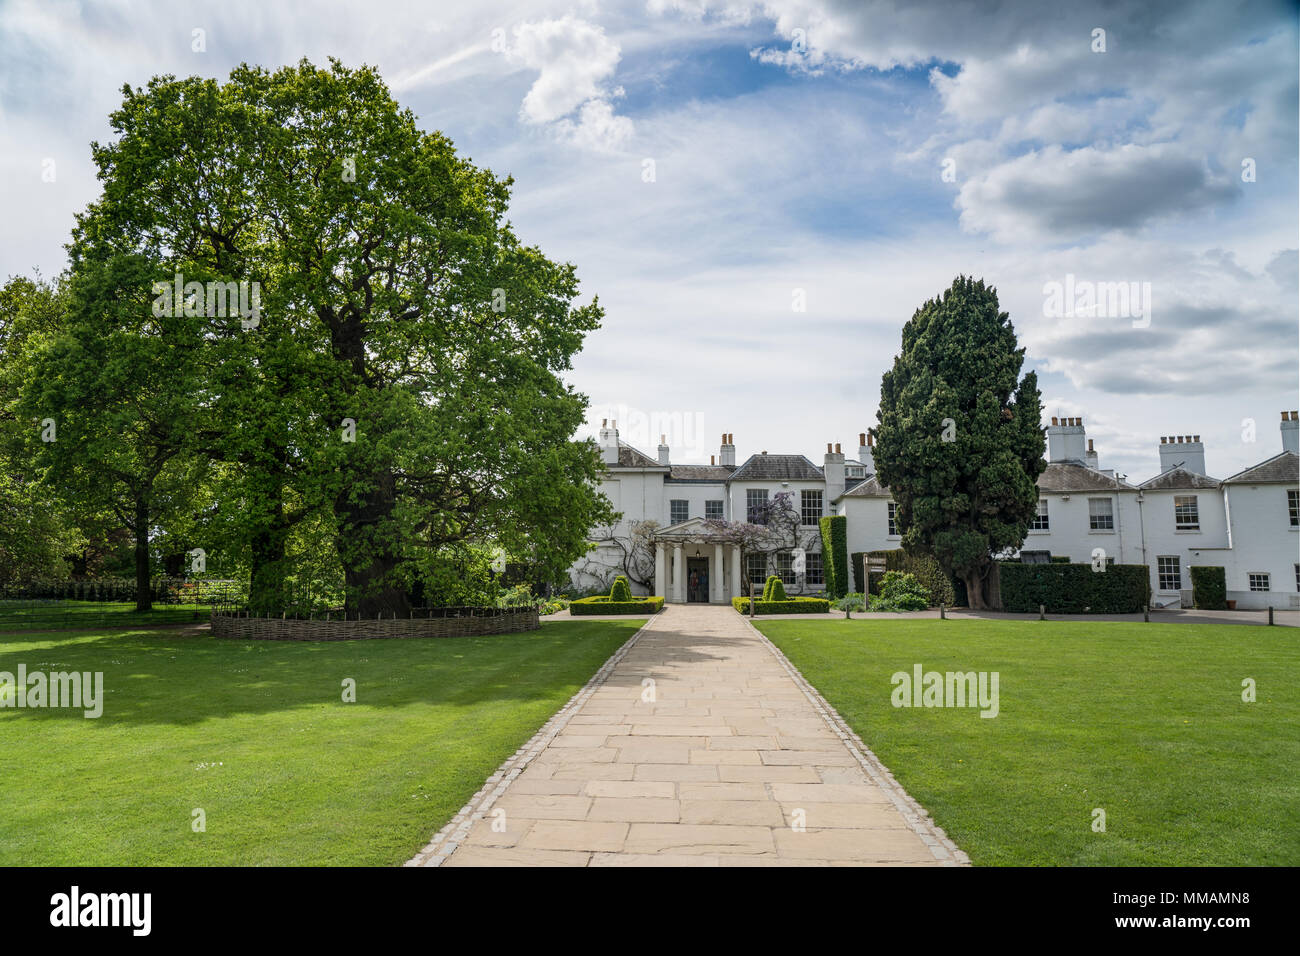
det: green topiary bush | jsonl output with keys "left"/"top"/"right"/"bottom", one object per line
{"left": 998, "top": 562, "right": 1149, "bottom": 613}
{"left": 609, "top": 575, "right": 632, "bottom": 602}
{"left": 1190, "top": 566, "right": 1228, "bottom": 610}
{"left": 819, "top": 515, "right": 848, "bottom": 599}
{"left": 763, "top": 574, "right": 787, "bottom": 601}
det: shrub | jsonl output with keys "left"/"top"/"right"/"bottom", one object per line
{"left": 732, "top": 596, "right": 831, "bottom": 615}
{"left": 819, "top": 515, "right": 848, "bottom": 598}
{"left": 868, "top": 571, "right": 930, "bottom": 611}
{"left": 833, "top": 592, "right": 865, "bottom": 612}
{"left": 570, "top": 595, "right": 665, "bottom": 615}
{"left": 851, "top": 550, "right": 953, "bottom": 606}
{"left": 1190, "top": 566, "right": 1228, "bottom": 610}
{"left": 609, "top": 575, "right": 632, "bottom": 602}
{"left": 762, "top": 575, "right": 787, "bottom": 601}
{"left": 997, "top": 562, "right": 1149, "bottom": 613}
{"left": 496, "top": 583, "right": 537, "bottom": 608}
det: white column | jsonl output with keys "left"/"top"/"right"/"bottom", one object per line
{"left": 713, "top": 544, "right": 724, "bottom": 603}
{"left": 730, "top": 546, "right": 741, "bottom": 599}
{"left": 654, "top": 543, "right": 666, "bottom": 598}
{"left": 673, "top": 544, "right": 684, "bottom": 603}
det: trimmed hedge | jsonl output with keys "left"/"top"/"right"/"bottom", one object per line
{"left": 732, "top": 596, "right": 831, "bottom": 615}
{"left": 998, "top": 562, "right": 1149, "bottom": 614}
{"left": 609, "top": 575, "right": 633, "bottom": 602}
{"left": 819, "top": 515, "right": 849, "bottom": 599}
{"left": 762, "top": 575, "right": 787, "bottom": 601}
{"left": 1190, "top": 566, "right": 1228, "bottom": 610}
{"left": 570, "top": 595, "right": 665, "bottom": 615}
{"left": 851, "top": 549, "right": 954, "bottom": 607}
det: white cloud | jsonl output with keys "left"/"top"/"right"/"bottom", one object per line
{"left": 509, "top": 15, "right": 634, "bottom": 149}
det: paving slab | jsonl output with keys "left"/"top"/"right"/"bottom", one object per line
{"left": 410, "top": 605, "right": 967, "bottom": 867}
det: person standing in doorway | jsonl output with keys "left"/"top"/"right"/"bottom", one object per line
{"left": 699, "top": 566, "right": 709, "bottom": 603}
{"left": 688, "top": 570, "right": 699, "bottom": 602}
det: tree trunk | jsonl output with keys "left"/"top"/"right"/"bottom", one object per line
{"left": 133, "top": 493, "right": 152, "bottom": 612}
{"left": 337, "top": 468, "right": 410, "bottom": 617}
{"left": 985, "top": 560, "right": 1003, "bottom": 610}
{"left": 248, "top": 469, "right": 289, "bottom": 614}
{"left": 962, "top": 569, "right": 985, "bottom": 610}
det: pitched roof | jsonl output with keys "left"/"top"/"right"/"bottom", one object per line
{"left": 1222, "top": 451, "right": 1300, "bottom": 484}
{"left": 1037, "top": 462, "right": 1137, "bottom": 493}
{"left": 1138, "top": 467, "right": 1220, "bottom": 491}
{"left": 612, "top": 442, "right": 668, "bottom": 470}
{"left": 666, "top": 465, "right": 734, "bottom": 482}
{"left": 837, "top": 476, "right": 891, "bottom": 499}
{"left": 728, "top": 454, "right": 824, "bottom": 481}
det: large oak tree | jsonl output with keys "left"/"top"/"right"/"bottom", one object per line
{"left": 62, "top": 59, "right": 612, "bottom": 614}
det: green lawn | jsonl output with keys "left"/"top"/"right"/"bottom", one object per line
{"left": 0, "top": 600, "right": 206, "bottom": 631}
{"left": 757, "top": 618, "right": 1300, "bottom": 866}
{"left": 0, "top": 619, "right": 640, "bottom": 865}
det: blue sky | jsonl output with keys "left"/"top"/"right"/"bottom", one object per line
{"left": 1, "top": 0, "right": 1296, "bottom": 480}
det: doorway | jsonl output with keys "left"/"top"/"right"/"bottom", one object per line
{"left": 686, "top": 557, "right": 709, "bottom": 603}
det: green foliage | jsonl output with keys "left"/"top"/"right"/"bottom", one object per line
{"left": 762, "top": 574, "right": 787, "bottom": 601}
{"left": 833, "top": 592, "right": 866, "bottom": 612}
{"left": 818, "top": 515, "right": 848, "bottom": 598}
{"left": 874, "top": 276, "right": 1046, "bottom": 608}
{"left": 998, "top": 562, "right": 1150, "bottom": 613}
{"left": 569, "top": 595, "right": 664, "bottom": 615}
{"left": 852, "top": 549, "right": 954, "bottom": 606}
{"left": 609, "top": 575, "right": 632, "bottom": 602}
{"left": 41, "top": 59, "right": 614, "bottom": 617}
{"left": 1190, "top": 566, "right": 1228, "bottom": 610}
{"left": 414, "top": 545, "right": 498, "bottom": 608}
{"left": 868, "top": 570, "right": 931, "bottom": 611}
{"left": 731, "top": 596, "right": 831, "bottom": 614}
{"left": 496, "top": 583, "right": 538, "bottom": 609}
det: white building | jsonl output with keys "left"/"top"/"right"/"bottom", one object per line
{"left": 572, "top": 413, "right": 1300, "bottom": 610}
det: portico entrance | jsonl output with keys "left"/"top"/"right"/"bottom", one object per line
{"left": 652, "top": 517, "right": 743, "bottom": 604}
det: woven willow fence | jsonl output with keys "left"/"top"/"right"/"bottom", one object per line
{"left": 210, "top": 607, "right": 540, "bottom": 641}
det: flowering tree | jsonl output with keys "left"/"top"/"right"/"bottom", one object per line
{"left": 703, "top": 491, "right": 820, "bottom": 595}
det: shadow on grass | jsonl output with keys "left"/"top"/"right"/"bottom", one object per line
{"left": 0, "top": 620, "right": 642, "bottom": 728}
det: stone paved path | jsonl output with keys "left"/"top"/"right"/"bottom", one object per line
{"left": 409, "top": 605, "right": 966, "bottom": 867}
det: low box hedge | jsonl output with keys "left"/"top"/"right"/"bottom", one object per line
{"left": 998, "top": 561, "right": 1149, "bottom": 614}
{"left": 569, "top": 595, "right": 664, "bottom": 615}
{"left": 1189, "top": 566, "right": 1228, "bottom": 610}
{"left": 731, "top": 596, "right": 831, "bottom": 615}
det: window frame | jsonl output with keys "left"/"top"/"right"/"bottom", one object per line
{"left": 746, "top": 552, "right": 768, "bottom": 585}
{"left": 1088, "top": 496, "right": 1114, "bottom": 531}
{"left": 800, "top": 489, "right": 823, "bottom": 527}
{"left": 1029, "top": 498, "right": 1049, "bottom": 531}
{"left": 1157, "top": 555, "right": 1181, "bottom": 591}
{"left": 746, "top": 488, "right": 769, "bottom": 525}
{"left": 1173, "top": 495, "right": 1199, "bottom": 531}
{"left": 669, "top": 499, "right": 689, "bottom": 524}
{"left": 705, "top": 499, "right": 724, "bottom": 520}
{"left": 805, "top": 552, "right": 824, "bottom": 586}
{"left": 887, "top": 501, "right": 898, "bottom": 536}
{"left": 1289, "top": 489, "right": 1299, "bottom": 527}
{"left": 1248, "top": 572, "right": 1270, "bottom": 592}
